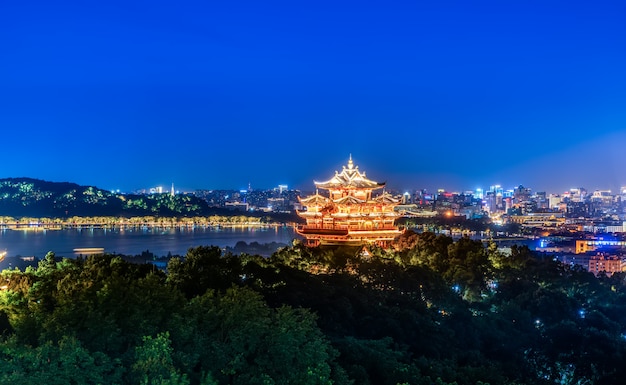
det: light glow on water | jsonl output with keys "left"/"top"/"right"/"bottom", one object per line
{"left": 0, "top": 226, "right": 298, "bottom": 259}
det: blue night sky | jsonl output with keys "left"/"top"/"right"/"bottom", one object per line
{"left": 1, "top": 1, "right": 625, "bottom": 194}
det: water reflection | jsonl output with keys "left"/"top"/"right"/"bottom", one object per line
{"left": 0, "top": 226, "right": 297, "bottom": 259}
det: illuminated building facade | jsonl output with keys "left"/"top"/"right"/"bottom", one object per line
{"left": 588, "top": 255, "right": 625, "bottom": 276}
{"left": 296, "top": 156, "right": 403, "bottom": 247}
{"left": 576, "top": 239, "right": 626, "bottom": 254}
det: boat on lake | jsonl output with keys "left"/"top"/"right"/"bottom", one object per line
{"left": 73, "top": 247, "right": 105, "bottom": 255}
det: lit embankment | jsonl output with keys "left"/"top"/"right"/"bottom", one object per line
{"left": 0, "top": 216, "right": 295, "bottom": 230}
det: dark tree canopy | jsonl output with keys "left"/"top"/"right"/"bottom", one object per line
{"left": 1, "top": 234, "right": 625, "bottom": 385}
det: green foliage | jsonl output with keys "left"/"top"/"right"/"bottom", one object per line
{"left": 0, "top": 177, "right": 212, "bottom": 217}
{"left": 133, "top": 332, "right": 190, "bottom": 385}
{"left": 0, "top": 250, "right": 345, "bottom": 384}
{"left": 1, "top": 239, "right": 626, "bottom": 385}
{"left": 1, "top": 254, "right": 182, "bottom": 356}
{"left": 0, "top": 177, "right": 300, "bottom": 221}
{"left": 175, "top": 286, "right": 336, "bottom": 385}
{"left": 334, "top": 337, "right": 421, "bottom": 385}
{"left": 167, "top": 246, "right": 243, "bottom": 297}
{"left": 0, "top": 336, "right": 123, "bottom": 384}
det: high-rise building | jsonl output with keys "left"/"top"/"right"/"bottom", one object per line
{"left": 568, "top": 188, "right": 587, "bottom": 202}
{"left": 548, "top": 194, "right": 562, "bottom": 209}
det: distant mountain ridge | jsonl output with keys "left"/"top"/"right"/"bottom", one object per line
{"left": 0, "top": 177, "right": 224, "bottom": 218}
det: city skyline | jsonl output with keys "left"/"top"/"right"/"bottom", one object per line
{"left": 2, "top": 1, "right": 625, "bottom": 193}
{"left": 70, "top": 151, "right": 626, "bottom": 196}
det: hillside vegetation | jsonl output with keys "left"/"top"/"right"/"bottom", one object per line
{"left": 0, "top": 178, "right": 210, "bottom": 217}
{"left": 0, "top": 178, "right": 296, "bottom": 222}
{"left": 1, "top": 232, "right": 625, "bottom": 384}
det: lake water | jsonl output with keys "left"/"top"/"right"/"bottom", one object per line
{"left": 0, "top": 226, "right": 298, "bottom": 259}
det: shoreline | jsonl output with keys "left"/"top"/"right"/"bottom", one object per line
{"left": 0, "top": 220, "right": 297, "bottom": 231}
{"left": 0, "top": 225, "right": 299, "bottom": 260}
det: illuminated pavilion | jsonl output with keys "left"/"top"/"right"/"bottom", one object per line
{"left": 296, "top": 156, "right": 403, "bottom": 247}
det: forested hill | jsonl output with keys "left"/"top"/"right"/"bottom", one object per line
{"left": 0, "top": 177, "right": 236, "bottom": 218}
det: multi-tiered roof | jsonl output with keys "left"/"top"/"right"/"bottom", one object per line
{"left": 296, "top": 156, "right": 403, "bottom": 247}
{"left": 315, "top": 156, "right": 383, "bottom": 191}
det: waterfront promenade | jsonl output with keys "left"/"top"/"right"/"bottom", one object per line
{"left": 0, "top": 216, "right": 295, "bottom": 231}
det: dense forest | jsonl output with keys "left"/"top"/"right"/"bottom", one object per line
{"left": 1, "top": 232, "right": 625, "bottom": 384}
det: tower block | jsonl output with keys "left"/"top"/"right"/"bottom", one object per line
{"left": 296, "top": 156, "right": 403, "bottom": 247}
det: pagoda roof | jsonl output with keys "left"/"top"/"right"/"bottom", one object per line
{"left": 372, "top": 192, "right": 399, "bottom": 204}
{"left": 314, "top": 156, "right": 384, "bottom": 190}
{"left": 299, "top": 192, "right": 330, "bottom": 205}
{"left": 334, "top": 195, "right": 365, "bottom": 205}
